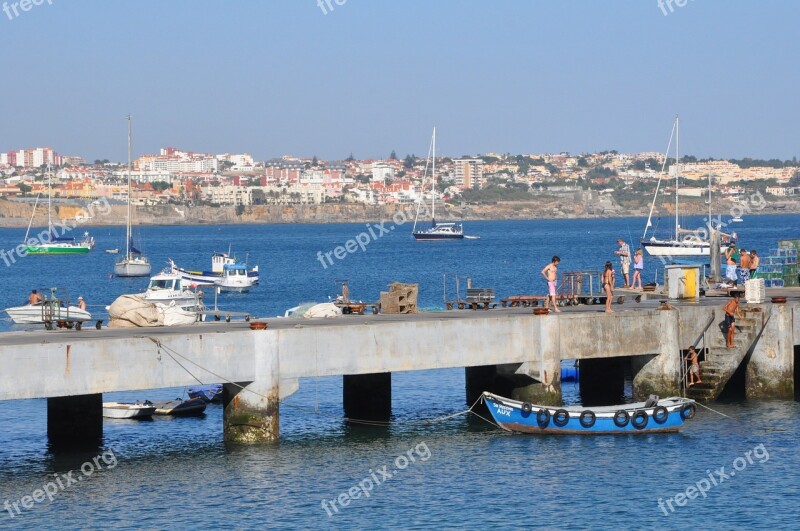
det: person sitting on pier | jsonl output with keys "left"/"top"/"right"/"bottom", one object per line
{"left": 540, "top": 256, "right": 561, "bottom": 313}
{"left": 723, "top": 292, "right": 744, "bottom": 349}
{"left": 77, "top": 296, "right": 87, "bottom": 311}
{"left": 684, "top": 346, "right": 702, "bottom": 387}
{"left": 28, "top": 289, "right": 43, "bottom": 305}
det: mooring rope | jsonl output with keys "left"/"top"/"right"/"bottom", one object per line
{"left": 148, "top": 337, "right": 487, "bottom": 428}
{"left": 694, "top": 400, "right": 732, "bottom": 419}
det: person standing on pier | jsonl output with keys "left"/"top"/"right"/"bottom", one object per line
{"left": 632, "top": 248, "right": 644, "bottom": 290}
{"left": 739, "top": 248, "right": 751, "bottom": 284}
{"left": 602, "top": 261, "right": 615, "bottom": 313}
{"left": 724, "top": 244, "right": 739, "bottom": 287}
{"left": 749, "top": 250, "right": 759, "bottom": 278}
{"left": 723, "top": 292, "right": 744, "bottom": 349}
{"left": 614, "top": 239, "right": 631, "bottom": 288}
{"left": 540, "top": 256, "right": 561, "bottom": 313}
{"left": 28, "top": 290, "right": 43, "bottom": 305}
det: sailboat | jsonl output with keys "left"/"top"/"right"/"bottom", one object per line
{"left": 412, "top": 127, "right": 464, "bottom": 241}
{"left": 641, "top": 116, "right": 727, "bottom": 257}
{"left": 24, "top": 167, "right": 94, "bottom": 255}
{"left": 114, "top": 114, "right": 151, "bottom": 277}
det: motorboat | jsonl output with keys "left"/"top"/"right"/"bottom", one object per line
{"left": 4, "top": 288, "right": 92, "bottom": 328}
{"left": 187, "top": 384, "right": 223, "bottom": 403}
{"left": 105, "top": 249, "right": 119, "bottom": 254}
{"left": 216, "top": 263, "right": 257, "bottom": 292}
{"left": 482, "top": 392, "right": 696, "bottom": 435}
{"left": 152, "top": 397, "right": 207, "bottom": 416}
{"left": 169, "top": 250, "right": 259, "bottom": 286}
{"left": 102, "top": 401, "right": 156, "bottom": 419}
{"left": 140, "top": 271, "right": 202, "bottom": 308}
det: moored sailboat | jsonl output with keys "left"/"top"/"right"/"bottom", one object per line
{"left": 114, "top": 114, "right": 152, "bottom": 277}
{"left": 412, "top": 128, "right": 464, "bottom": 241}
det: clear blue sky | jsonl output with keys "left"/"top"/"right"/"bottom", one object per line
{"left": 0, "top": 0, "right": 797, "bottom": 162}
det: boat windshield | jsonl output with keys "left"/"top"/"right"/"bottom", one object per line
{"left": 149, "top": 279, "right": 175, "bottom": 290}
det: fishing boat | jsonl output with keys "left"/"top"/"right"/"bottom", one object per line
{"left": 187, "top": 384, "right": 223, "bottom": 403}
{"left": 412, "top": 128, "right": 464, "bottom": 241}
{"left": 641, "top": 116, "right": 727, "bottom": 257}
{"left": 4, "top": 288, "right": 91, "bottom": 327}
{"left": 152, "top": 397, "right": 207, "bottom": 416}
{"left": 102, "top": 401, "right": 156, "bottom": 419}
{"left": 216, "top": 263, "right": 257, "bottom": 292}
{"left": 482, "top": 392, "right": 696, "bottom": 435}
{"left": 169, "top": 249, "right": 259, "bottom": 286}
{"left": 23, "top": 167, "right": 94, "bottom": 255}
{"left": 140, "top": 271, "right": 203, "bottom": 308}
{"left": 114, "top": 114, "right": 152, "bottom": 277}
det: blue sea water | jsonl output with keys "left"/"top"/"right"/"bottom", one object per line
{"left": 0, "top": 215, "right": 798, "bottom": 529}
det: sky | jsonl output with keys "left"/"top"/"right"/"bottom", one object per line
{"left": 0, "top": 0, "right": 798, "bottom": 162}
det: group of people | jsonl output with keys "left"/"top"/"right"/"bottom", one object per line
{"left": 540, "top": 239, "right": 645, "bottom": 314}
{"left": 26, "top": 289, "right": 86, "bottom": 310}
{"left": 724, "top": 245, "right": 759, "bottom": 287}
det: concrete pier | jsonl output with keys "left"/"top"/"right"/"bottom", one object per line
{"left": 0, "top": 297, "right": 797, "bottom": 443}
{"left": 343, "top": 373, "right": 392, "bottom": 421}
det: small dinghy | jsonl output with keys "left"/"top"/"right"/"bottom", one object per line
{"left": 187, "top": 384, "right": 223, "bottom": 403}
{"left": 102, "top": 401, "right": 156, "bottom": 419}
{"left": 152, "top": 397, "right": 207, "bottom": 417}
{"left": 483, "top": 392, "right": 696, "bottom": 435}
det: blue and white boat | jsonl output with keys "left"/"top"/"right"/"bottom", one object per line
{"left": 187, "top": 384, "right": 223, "bottom": 403}
{"left": 482, "top": 392, "right": 696, "bottom": 435}
{"left": 169, "top": 251, "right": 259, "bottom": 286}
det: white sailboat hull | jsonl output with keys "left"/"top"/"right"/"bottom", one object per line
{"left": 114, "top": 258, "right": 152, "bottom": 277}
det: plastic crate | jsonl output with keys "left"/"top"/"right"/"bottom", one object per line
{"left": 783, "top": 275, "right": 799, "bottom": 287}
{"left": 772, "top": 279, "right": 785, "bottom": 288}
{"left": 745, "top": 279, "right": 766, "bottom": 303}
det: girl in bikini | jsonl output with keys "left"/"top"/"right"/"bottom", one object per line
{"left": 602, "top": 261, "right": 615, "bottom": 313}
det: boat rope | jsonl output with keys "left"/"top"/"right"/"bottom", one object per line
{"left": 148, "top": 337, "right": 488, "bottom": 428}
{"left": 693, "top": 400, "right": 732, "bottom": 419}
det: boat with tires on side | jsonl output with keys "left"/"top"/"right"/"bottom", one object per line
{"left": 482, "top": 392, "right": 696, "bottom": 435}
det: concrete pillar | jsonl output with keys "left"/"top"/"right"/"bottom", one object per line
{"left": 47, "top": 394, "right": 102, "bottom": 450}
{"left": 343, "top": 373, "right": 391, "bottom": 421}
{"left": 746, "top": 304, "right": 794, "bottom": 399}
{"left": 632, "top": 309, "right": 682, "bottom": 400}
{"left": 223, "top": 332, "right": 279, "bottom": 443}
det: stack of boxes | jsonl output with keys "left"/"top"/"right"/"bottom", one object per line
{"left": 752, "top": 240, "right": 799, "bottom": 287}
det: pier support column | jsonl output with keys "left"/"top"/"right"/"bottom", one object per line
{"left": 746, "top": 304, "right": 794, "bottom": 399}
{"left": 632, "top": 309, "right": 682, "bottom": 400}
{"left": 47, "top": 394, "right": 102, "bottom": 450}
{"left": 465, "top": 365, "right": 497, "bottom": 406}
{"left": 223, "top": 332, "right": 279, "bottom": 443}
{"left": 343, "top": 373, "right": 391, "bottom": 421}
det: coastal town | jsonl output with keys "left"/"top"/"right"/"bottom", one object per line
{"left": 0, "top": 145, "right": 798, "bottom": 223}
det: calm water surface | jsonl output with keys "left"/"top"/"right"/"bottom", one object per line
{"left": 0, "top": 216, "right": 798, "bottom": 529}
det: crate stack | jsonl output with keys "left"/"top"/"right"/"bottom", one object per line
{"left": 379, "top": 282, "right": 419, "bottom": 314}
{"left": 753, "top": 241, "right": 798, "bottom": 288}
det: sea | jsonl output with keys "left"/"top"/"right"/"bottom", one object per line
{"left": 0, "top": 215, "right": 798, "bottom": 529}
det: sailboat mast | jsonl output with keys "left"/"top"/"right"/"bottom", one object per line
{"left": 674, "top": 115, "right": 680, "bottom": 239}
{"left": 431, "top": 127, "right": 436, "bottom": 224}
{"left": 47, "top": 164, "right": 52, "bottom": 234}
{"left": 127, "top": 113, "right": 132, "bottom": 259}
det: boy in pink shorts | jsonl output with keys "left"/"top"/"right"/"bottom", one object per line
{"left": 540, "top": 256, "right": 561, "bottom": 313}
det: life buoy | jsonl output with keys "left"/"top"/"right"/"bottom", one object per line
{"left": 632, "top": 410, "right": 649, "bottom": 429}
{"left": 536, "top": 408, "right": 550, "bottom": 427}
{"left": 653, "top": 406, "right": 669, "bottom": 424}
{"left": 680, "top": 403, "right": 696, "bottom": 420}
{"left": 522, "top": 402, "right": 532, "bottom": 413}
{"left": 613, "top": 410, "right": 629, "bottom": 427}
{"left": 579, "top": 410, "right": 596, "bottom": 428}
{"left": 553, "top": 409, "right": 570, "bottom": 427}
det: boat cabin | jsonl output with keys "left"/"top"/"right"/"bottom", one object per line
{"left": 148, "top": 274, "right": 183, "bottom": 292}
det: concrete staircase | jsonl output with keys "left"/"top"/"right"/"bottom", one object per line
{"left": 686, "top": 310, "right": 764, "bottom": 401}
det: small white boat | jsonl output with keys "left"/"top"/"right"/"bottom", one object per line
{"left": 4, "top": 288, "right": 91, "bottom": 327}
{"left": 152, "top": 398, "right": 207, "bottom": 416}
{"left": 105, "top": 248, "right": 119, "bottom": 254}
{"left": 216, "top": 263, "right": 257, "bottom": 292}
{"left": 102, "top": 401, "right": 156, "bottom": 419}
{"left": 141, "top": 271, "right": 202, "bottom": 308}
{"left": 731, "top": 216, "right": 744, "bottom": 223}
